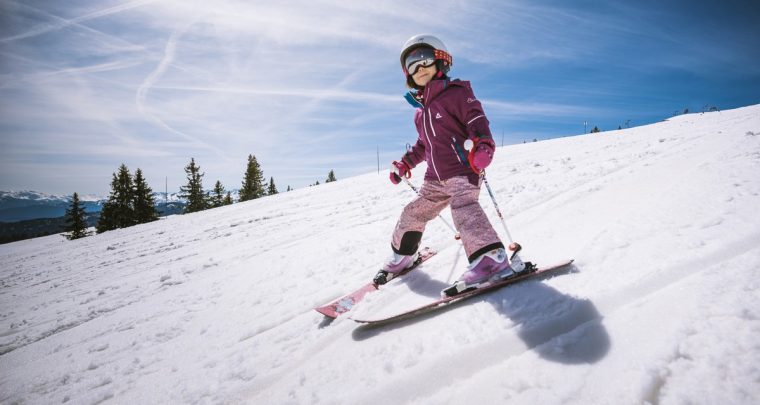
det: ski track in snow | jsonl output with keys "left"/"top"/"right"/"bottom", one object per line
{"left": 2, "top": 106, "right": 760, "bottom": 404}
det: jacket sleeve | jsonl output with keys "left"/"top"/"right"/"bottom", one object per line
{"left": 400, "top": 109, "right": 426, "bottom": 168}
{"left": 452, "top": 83, "right": 493, "bottom": 143}
{"left": 402, "top": 136, "right": 426, "bottom": 168}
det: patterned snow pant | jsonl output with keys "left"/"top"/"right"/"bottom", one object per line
{"left": 392, "top": 176, "right": 504, "bottom": 263}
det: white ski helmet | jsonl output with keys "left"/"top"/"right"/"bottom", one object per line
{"left": 399, "top": 34, "right": 453, "bottom": 83}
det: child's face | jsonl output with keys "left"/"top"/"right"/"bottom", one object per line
{"left": 412, "top": 64, "right": 438, "bottom": 87}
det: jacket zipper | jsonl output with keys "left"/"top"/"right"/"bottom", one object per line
{"left": 421, "top": 108, "right": 441, "bottom": 181}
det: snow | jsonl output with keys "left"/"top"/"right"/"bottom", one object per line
{"left": 2, "top": 105, "right": 760, "bottom": 404}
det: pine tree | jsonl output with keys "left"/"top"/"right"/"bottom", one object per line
{"left": 326, "top": 170, "right": 337, "bottom": 183}
{"left": 211, "top": 180, "right": 226, "bottom": 208}
{"left": 223, "top": 191, "right": 233, "bottom": 205}
{"left": 180, "top": 158, "right": 208, "bottom": 213}
{"left": 63, "top": 192, "right": 89, "bottom": 240}
{"left": 240, "top": 154, "right": 265, "bottom": 201}
{"left": 97, "top": 164, "right": 134, "bottom": 232}
{"left": 133, "top": 168, "right": 159, "bottom": 224}
{"left": 97, "top": 198, "right": 116, "bottom": 233}
{"left": 97, "top": 186, "right": 116, "bottom": 233}
{"left": 114, "top": 164, "right": 135, "bottom": 226}
{"left": 267, "top": 176, "right": 278, "bottom": 195}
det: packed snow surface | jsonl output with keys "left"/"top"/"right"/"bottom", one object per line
{"left": 2, "top": 105, "right": 760, "bottom": 404}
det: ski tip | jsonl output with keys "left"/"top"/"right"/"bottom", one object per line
{"left": 350, "top": 317, "right": 391, "bottom": 325}
{"left": 314, "top": 307, "right": 338, "bottom": 318}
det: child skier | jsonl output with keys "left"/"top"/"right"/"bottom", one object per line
{"left": 378, "top": 34, "right": 524, "bottom": 296}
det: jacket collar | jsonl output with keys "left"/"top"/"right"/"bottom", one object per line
{"left": 404, "top": 78, "right": 464, "bottom": 109}
{"left": 404, "top": 91, "right": 423, "bottom": 108}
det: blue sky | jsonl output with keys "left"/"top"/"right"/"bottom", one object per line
{"left": 1, "top": 0, "right": 758, "bottom": 196}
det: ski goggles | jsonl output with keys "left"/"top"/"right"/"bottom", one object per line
{"left": 404, "top": 47, "right": 437, "bottom": 75}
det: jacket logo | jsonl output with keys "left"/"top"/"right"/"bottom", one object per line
{"left": 435, "top": 112, "right": 442, "bottom": 119}
{"left": 467, "top": 98, "right": 476, "bottom": 103}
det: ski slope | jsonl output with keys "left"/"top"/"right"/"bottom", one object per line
{"left": 2, "top": 105, "right": 759, "bottom": 404}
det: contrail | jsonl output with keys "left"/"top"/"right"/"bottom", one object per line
{"left": 135, "top": 22, "right": 232, "bottom": 162}
{"left": 1, "top": 0, "right": 159, "bottom": 43}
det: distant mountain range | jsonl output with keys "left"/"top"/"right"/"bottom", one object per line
{"left": 0, "top": 190, "right": 189, "bottom": 244}
{"left": 0, "top": 190, "right": 198, "bottom": 222}
{"left": 0, "top": 191, "right": 104, "bottom": 222}
{"left": 0, "top": 189, "right": 247, "bottom": 244}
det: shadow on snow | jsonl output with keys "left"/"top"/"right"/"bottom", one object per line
{"left": 351, "top": 264, "right": 610, "bottom": 365}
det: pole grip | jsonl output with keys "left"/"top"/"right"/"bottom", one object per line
{"left": 463, "top": 139, "right": 474, "bottom": 151}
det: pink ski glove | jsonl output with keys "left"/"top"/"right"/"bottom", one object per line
{"left": 467, "top": 138, "right": 495, "bottom": 173}
{"left": 389, "top": 160, "right": 412, "bottom": 184}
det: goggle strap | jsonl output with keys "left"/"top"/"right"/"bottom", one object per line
{"left": 434, "top": 49, "right": 452, "bottom": 66}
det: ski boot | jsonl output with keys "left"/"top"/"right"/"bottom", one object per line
{"left": 442, "top": 243, "right": 534, "bottom": 297}
{"left": 373, "top": 251, "right": 419, "bottom": 285}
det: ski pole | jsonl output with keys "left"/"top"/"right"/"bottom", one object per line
{"left": 463, "top": 139, "right": 514, "bottom": 244}
{"left": 399, "top": 173, "right": 461, "bottom": 240}
{"left": 403, "top": 177, "right": 461, "bottom": 240}
{"left": 479, "top": 170, "right": 514, "bottom": 244}
{"left": 480, "top": 169, "right": 531, "bottom": 272}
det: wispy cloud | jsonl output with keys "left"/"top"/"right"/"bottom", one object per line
{"left": 133, "top": 20, "right": 232, "bottom": 161}
{"left": 1, "top": 0, "right": 757, "bottom": 194}
{"left": 149, "top": 84, "right": 401, "bottom": 105}
{"left": 0, "top": 0, "right": 158, "bottom": 43}
{"left": 483, "top": 99, "right": 600, "bottom": 118}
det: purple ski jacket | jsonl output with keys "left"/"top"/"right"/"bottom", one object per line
{"left": 401, "top": 78, "right": 494, "bottom": 186}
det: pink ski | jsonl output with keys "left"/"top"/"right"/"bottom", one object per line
{"left": 314, "top": 247, "right": 437, "bottom": 318}
{"left": 352, "top": 259, "right": 574, "bottom": 325}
